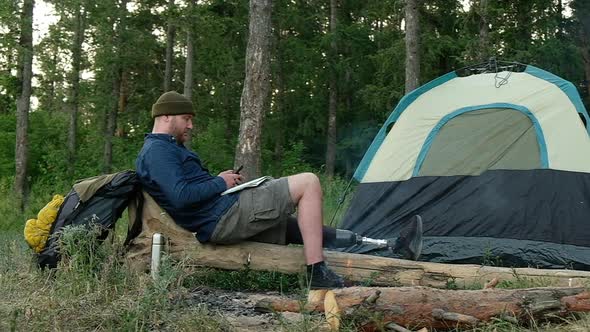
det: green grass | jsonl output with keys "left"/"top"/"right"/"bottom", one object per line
{"left": 2, "top": 176, "right": 590, "bottom": 331}
{"left": 0, "top": 228, "right": 237, "bottom": 331}
{"left": 319, "top": 173, "right": 355, "bottom": 228}
{"left": 182, "top": 266, "right": 300, "bottom": 292}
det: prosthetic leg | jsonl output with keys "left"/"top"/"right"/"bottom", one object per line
{"left": 286, "top": 215, "right": 424, "bottom": 261}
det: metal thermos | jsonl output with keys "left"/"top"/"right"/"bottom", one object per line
{"left": 151, "top": 233, "right": 164, "bottom": 280}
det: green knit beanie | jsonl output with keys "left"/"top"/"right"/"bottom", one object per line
{"left": 151, "top": 91, "right": 194, "bottom": 118}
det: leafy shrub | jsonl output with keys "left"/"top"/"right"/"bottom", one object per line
{"left": 274, "top": 141, "right": 315, "bottom": 177}
{"left": 319, "top": 173, "right": 355, "bottom": 227}
{"left": 193, "top": 120, "right": 235, "bottom": 174}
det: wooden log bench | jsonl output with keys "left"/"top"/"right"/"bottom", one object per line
{"left": 125, "top": 191, "right": 590, "bottom": 288}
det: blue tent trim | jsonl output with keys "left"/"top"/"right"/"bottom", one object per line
{"left": 412, "top": 103, "right": 549, "bottom": 176}
{"left": 525, "top": 65, "right": 590, "bottom": 135}
{"left": 353, "top": 71, "right": 458, "bottom": 181}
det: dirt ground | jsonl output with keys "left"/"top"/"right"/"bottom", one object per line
{"left": 184, "top": 286, "right": 317, "bottom": 331}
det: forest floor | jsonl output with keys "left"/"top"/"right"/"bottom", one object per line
{"left": 180, "top": 286, "right": 319, "bottom": 331}
{"left": 145, "top": 283, "right": 590, "bottom": 332}
{"left": 3, "top": 229, "right": 590, "bottom": 331}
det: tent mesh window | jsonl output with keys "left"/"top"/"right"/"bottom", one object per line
{"left": 418, "top": 108, "right": 541, "bottom": 177}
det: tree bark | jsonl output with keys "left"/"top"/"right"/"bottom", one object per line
{"left": 581, "top": 27, "right": 590, "bottom": 98}
{"left": 103, "top": 0, "right": 127, "bottom": 174}
{"left": 47, "top": 43, "right": 59, "bottom": 114}
{"left": 125, "top": 194, "right": 590, "bottom": 290}
{"left": 255, "top": 286, "right": 590, "bottom": 331}
{"left": 67, "top": 3, "right": 86, "bottom": 178}
{"left": 164, "top": 0, "right": 176, "bottom": 92}
{"left": 583, "top": 47, "right": 590, "bottom": 98}
{"left": 115, "top": 70, "right": 128, "bottom": 137}
{"left": 477, "top": 0, "right": 490, "bottom": 62}
{"left": 103, "top": 70, "right": 120, "bottom": 174}
{"left": 515, "top": 1, "right": 533, "bottom": 51}
{"left": 404, "top": 0, "right": 420, "bottom": 94}
{"left": 234, "top": 0, "right": 272, "bottom": 179}
{"left": 557, "top": 0, "right": 564, "bottom": 37}
{"left": 15, "top": 0, "right": 34, "bottom": 211}
{"left": 272, "top": 32, "right": 285, "bottom": 164}
{"left": 183, "top": 33, "right": 194, "bottom": 99}
{"left": 182, "top": 31, "right": 194, "bottom": 149}
{"left": 325, "top": 0, "right": 338, "bottom": 178}
{"left": 168, "top": 240, "right": 590, "bottom": 288}
{"left": 267, "top": 22, "right": 284, "bottom": 163}
{"left": 183, "top": 1, "right": 195, "bottom": 149}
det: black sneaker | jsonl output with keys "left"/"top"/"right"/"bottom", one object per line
{"left": 389, "top": 215, "right": 423, "bottom": 260}
{"left": 306, "top": 261, "right": 345, "bottom": 289}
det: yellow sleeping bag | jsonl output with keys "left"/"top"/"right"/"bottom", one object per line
{"left": 24, "top": 194, "right": 64, "bottom": 253}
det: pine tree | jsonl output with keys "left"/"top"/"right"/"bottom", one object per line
{"left": 15, "top": 0, "right": 34, "bottom": 211}
{"left": 235, "top": 0, "right": 273, "bottom": 179}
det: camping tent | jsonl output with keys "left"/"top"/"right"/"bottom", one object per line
{"left": 340, "top": 61, "right": 590, "bottom": 270}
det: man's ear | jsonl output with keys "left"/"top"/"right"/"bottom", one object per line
{"left": 154, "top": 115, "right": 170, "bottom": 125}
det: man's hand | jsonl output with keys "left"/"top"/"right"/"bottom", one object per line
{"left": 218, "top": 170, "right": 243, "bottom": 189}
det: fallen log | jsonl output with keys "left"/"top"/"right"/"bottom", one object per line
{"left": 126, "top": 192, "right": 590, "bottom": 288}
{"left": 254, "top": 286, "right": 590, "bottom": 331}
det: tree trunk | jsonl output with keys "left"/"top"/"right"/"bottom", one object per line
{"left": 183, "top": 2, "right": 195, "bottom": 149}
{"left": 272, "top": 33, "right": 285, "bottom": 164}
{"left": 325, "top": 0, "right": 338, "bottom": 178}
{"left": 169, "top": 240, "right": 590, "bottom": 288}
{"left": 183, "top": 34, "right": 194, "bottom": 99}
{"left": 125, "top": 194, "right": 590, "bottom": 290}
{"left": 515, "top": 2, "right": 533, "bottom": 52}
{"left": 115, "top": 70, "right": 128, "bottom": 137}
{"left": 67, "top": 3, "right": 86, "bottom": 178}
{"left": 584, "top": 49, "right": 590, "bottom": 98}
{"left": 572, "top": 0, "right": 590, "bottom": 99}
{"left": 581, "top": 48, "right": 590, "bottom": 98}
{"left": 557, "top": 0, "right": 564, "bottom": 37}
{"left": 15, "top": 0, "right": 34, "bottom": 211}
{"left": 103, "top": 0, "right": 127, "bottom": 174}
{"left": 581, "top": 28, "right": 590, "bottom": 98}
{"left": 164, "top": 0, "right": 176, "bottom": 92}
{"left": 48, "top": 44, "right": 59, "bottom": 114}
{"left": 404, "top": 0, "right": 420, "bottom": 94}
{"left": 182, "top": 31, "right": 194, "bottom": 149}
{"left": 103, "top": 70, "right": 120, "bottom": 174}
{"left": 256, "top": 286, "right": 590, "bottom": 331}
{"left": 477, "top": 0, "right": 490, "bottom": 62}
{"left": 234, "top": 0, "right": 272, "bottom": 179}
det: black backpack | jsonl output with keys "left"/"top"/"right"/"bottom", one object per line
{"left": 37, "top": 170, "right": 142, "bottom": 269}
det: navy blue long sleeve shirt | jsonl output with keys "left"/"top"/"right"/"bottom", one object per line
{"left": 136, "top": 134, "right": 239, "bottom": 242}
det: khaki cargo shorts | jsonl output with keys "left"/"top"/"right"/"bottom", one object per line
{"left": 209, "top": 177, "right": 296, "bottom": 245}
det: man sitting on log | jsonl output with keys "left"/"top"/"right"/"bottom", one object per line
{"left": 136, "top": 91, "right": 423, "bottom": 289}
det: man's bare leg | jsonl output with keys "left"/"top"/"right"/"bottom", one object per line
{"left": 287, "top": 173, "right": 324, "bottom": 265}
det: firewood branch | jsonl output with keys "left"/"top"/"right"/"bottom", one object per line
{"left": 255, "top": 286, "right": 590, "bottom": 330}
{"left": 432, "top": 308, "right": 480, "bottom": 326}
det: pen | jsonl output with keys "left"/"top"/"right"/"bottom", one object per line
{"left": 234, "top": 165, "right": 243, "bottom": 174}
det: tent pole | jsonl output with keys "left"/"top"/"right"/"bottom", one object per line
{"left": 327, "top": 177, "right": 355, "bottom": 227}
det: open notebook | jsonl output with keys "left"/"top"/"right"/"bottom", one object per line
{"left": 220, "top": 176, "right": 272, "bottom": 195}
